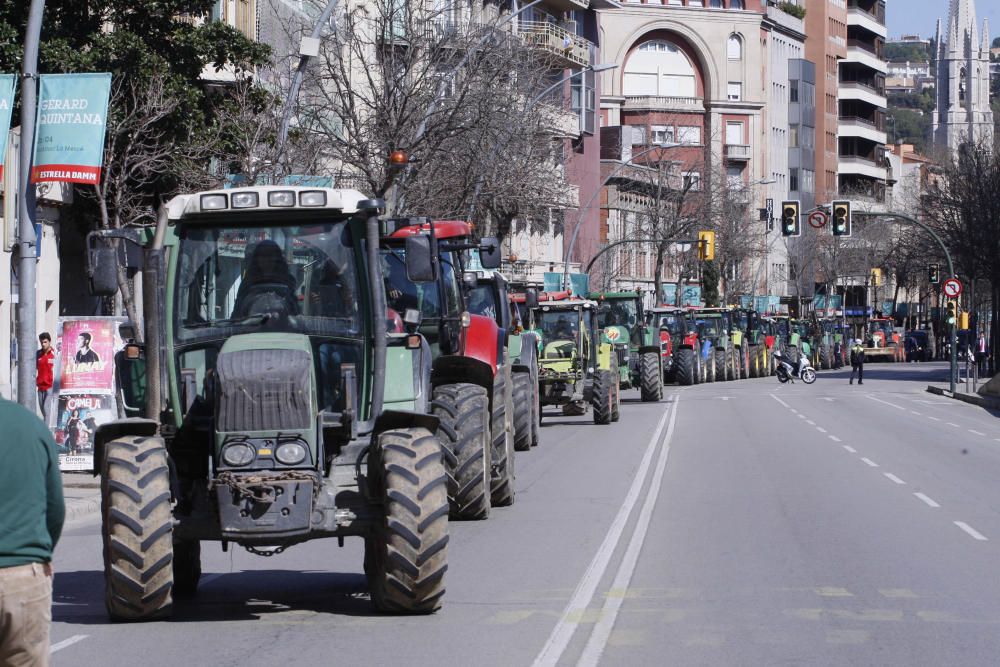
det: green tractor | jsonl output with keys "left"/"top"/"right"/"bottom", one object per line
{"left": 589, "top": 291, "right": 662, "bottom": 402}
{"left": 694, "top": 308, "right": 740, "bottom": 381}
{"left": 533, "top": 299, "right": 620, "bottom": 424}
{"left": 733, "top": 308, "right": 767, "bottom": 378}
{"left": 86, "top": 186, "right": 450, "bottom": 620}
{"left": 807, "top": 317, "right": 836, "bottom": 370}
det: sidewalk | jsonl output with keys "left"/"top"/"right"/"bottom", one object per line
{"left": 925, "top": 369, "right": 1000, "bottom": 412}
{"left": 61, "top": 472, "right": 102, "bottom": 522}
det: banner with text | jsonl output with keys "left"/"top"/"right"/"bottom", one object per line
{"left": 31, "top": 72, "right": 112, "bottom": 185}
{"left": 0, "top": 74, "right": 15, "bottom": 181}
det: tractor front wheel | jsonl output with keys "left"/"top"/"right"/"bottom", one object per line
{"left": 675, "top": 348, "right": 695, "bottom": 386}
{"left": 367, "top": 427, "right": 449, "bottom": 614}
{"left": 432, "top": 383, "right": 491, "bottom": 520}
{"left": 490, "top": 370, "right": 515, "bottom": 507}
{"left": 512, "top": 372, "right": 533, "bottom": 452}
{"left": 101, "top": 435, "right": 174, "bottom": 621}
{"left": 592, "top": 370, "right": 615, "bottom": 425}
{"left": 639, "top": 351, "right": 662, "bottom": 402}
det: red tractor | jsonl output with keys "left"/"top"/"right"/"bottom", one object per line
{"left": 381, "top": 219, "right": 515, "bottom": 519}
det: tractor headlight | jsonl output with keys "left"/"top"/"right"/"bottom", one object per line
{"left": 231, "top": 192, "right": 259, "bottom": 209}
{"left": 299, "top": 190, "right": 327, "bottom": 207}
{"left": 200, "top": 194, "right": 228, "bottom": 211}
{"left": 222, "top": 442, "right": 255, "bottom": 467}
{"left": 275, "top": 441, "right": 307, "bottom": 465}
{"left": 268, "top": 190, "right": 296, "bottom": 207}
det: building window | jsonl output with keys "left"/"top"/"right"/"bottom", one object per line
{"left": 625, "top": 39, "right": 698, "bottom": 97}
{"left": 789, "top": 125, "right": 799, "bottom": 148}
{"left": 727, "top": 164, "right": 743, "bottom": 188}
{"left": 683, "top": 171, "right": 702, "bottom": 191}
{"left": 727, "top": 82, "right": 742, "bottom": 101}
{"left": 709, "top": 0, "right": 723, "bottom": 6}
{"left": 651, "top": 125, "right": 675, "bottom": 144}
{"left": 725, "top": 121, "right": 743, "bottom": 145}
{"left": 571, "top": 68, "right": 596, "bottom": 135}
{"left": 727, "top": 34, "right": 743, "bottom": 60}
{"left": 730, "top": 0, "right": 744, "bottom": 8}
{"left": 678, "top": 126, "right": 701, "bottom": 144}
{"left": 789, "top": 81, "right": 798, "bottom": 102}
{"left": 789, "top": 168, "right": 799, "bottom": 192}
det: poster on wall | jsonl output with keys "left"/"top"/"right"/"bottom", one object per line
{"left": 54, "top": 317, "right": 124, "bottom": 471}
{"left": 53, "top": 394, "right": 115, "bottom": 471}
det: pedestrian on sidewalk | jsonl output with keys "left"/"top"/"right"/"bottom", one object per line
{"left": 849, "top": 339, "right": 865, "bottom": 385}
{"left": 0, "top": 398, "right": 65, "bottom": 667}
{"left": 36, "top": 332, "right": 55, "bottom": 423}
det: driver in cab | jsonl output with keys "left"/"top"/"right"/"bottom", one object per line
{"left": 232, "top": 240, "right": 299, "bottom": 318}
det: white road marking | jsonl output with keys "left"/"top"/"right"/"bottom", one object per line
{"left": 969, "top": 429, "right": 985, "bottom": 436}
{"left": 829, "top": 435, "right": 842, "bottom": 442}
{"left": 806, "top": 420, "right": 816, "bottom": 425}
{"left": 816, "top": 427, "right": 827, "bottom": 433}
{"left": 821, "top": 397, "right": 836, "bottom": 402}
{"left": 532, "top": 397, "right": 678, "bottom": 667}
{"left": 884, "top": 473, "right": 906, "bottom": 485}
{"left": 714, "top": 396, "right": 730, "bottom": 401}
{"left": 910, "top": 410, "right": 922, "bottom": 416}
{"left": 954, "top": 521, "right": 988, "bottom": 541}
{"left": 928, "top": 416, "right": 941, "bottom": 421}
{"left": 771, "top": 394, "right": 791, "bottom": 409}
{"left": 947, "top": 423, "right": 961, "bottom": 428}
{"left": 844, "top": 445, "right": 857, "bottom": 453}
{"left": 51, "top": 635, "right": 89, "bottom": 653}
{"left": 867, "top": 395, "right": 906, "bottom": 410}
{"left": 576, "top": 396, "right": 682, "bottom": 667}
{"left": 797, "top": 414, "right": 807, "bottom": 419}
{"left": 861, "top": 457, "right": 879, "bottom": 467}
{"left": 915, "top": 493, "right": 941, "bottom": 508}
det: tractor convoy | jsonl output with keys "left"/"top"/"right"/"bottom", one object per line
{"left": 83, "top": 185, "right": 889, "bottom": 623}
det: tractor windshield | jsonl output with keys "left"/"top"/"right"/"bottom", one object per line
{"left": 467, "top": 284, "right": 499, "bottom": 321}
{"left": 380, "top": 248, "right": 463, "bottom": 321}
{"left": 175, "top": 221, "right": 362, "bottom": 342}
{"left": 697, "top": 316, "right": 722, "bottom": 337}
{"left": 539, "top": 310, "right": 580, "bottom": 343}
{"left": 650, "top": 313, "right": 683, "bottom": 335}
{"left": 597, "top": 299, "right": 638, "bottom": 329}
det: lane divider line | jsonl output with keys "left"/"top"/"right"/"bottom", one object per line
{"left": 816, "top": 427, "right": 827, "bottom": 434}
{"left": 797, "top": 414, "right": 807, "bottom": 419}
{"left": 531, "top": 397, "right": 677, "bottom": 667}
{"left": 911, "top": 410, "right": 922, "bottom": 416}
{"left": 867, "top": 395, "right": 906, "bottom": 410}
{"left": 954, "top": 521, "right": 988, "bottom": 541}
{"left": 51, "top": 635, "right": 89, "bottom": 654}
{"left": 928, "top": 416, "right": 941, "bottom": 421}
{"left": 969, "top": 429, "right": 985, "bottom": 436}
{"left": 806, "top": 420, "right": 816, "bottom": 426}
{"left": 861, "top": 457, "right": 879, "bottom": 468}
{"left": 771, "top": 394, "right": 791, "bottom": 409}
{"left": 576, "top": 393, "right": 682, "bottom": 667}
{"left": 915, "top": 492, "right": 941, "bottom": 508}
{"left": 843, "top": 445, "right": 857, "bottom": 453}
{"left": 884, "top": 473, "right": 906, "bottom": 485}
{"left": 947, "top": 423, "right": 961, "bottom": 428}
{"left": 829, "top": 435, "right": 842, "bottom": 442}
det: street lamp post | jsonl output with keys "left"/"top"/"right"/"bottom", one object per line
{"left": 562, "top": 141, "right": 683, "bottom": 290}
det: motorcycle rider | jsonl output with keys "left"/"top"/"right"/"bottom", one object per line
{"left": 849, "top": 339, "right": 865, "bottom": 385}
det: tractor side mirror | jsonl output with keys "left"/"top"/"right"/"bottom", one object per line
{"left": 404, "top": 235, "right": 438, "bottom": 283}
{"left": 525, "top": 288, "right": 539, "bottom": 309}
{"left": 479, "top": 236, "right": 501, "bottom": 269}
{"left": 89, "top": 246, "right": 119, "bottom": 296}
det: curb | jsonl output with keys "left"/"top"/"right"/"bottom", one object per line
{"left": 64, "top": 494, "right": 102, "bottom": 522}
{"left": 926, "top": 385, "right": 1000, "bottom": 411}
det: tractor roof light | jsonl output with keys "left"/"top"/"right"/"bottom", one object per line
{"left": 268, "top": 190, "right": 296, "bottom": 207}
{"left": 200, "top": 194, "right": 228, "bottom": 211}
{"left": 231, "top": 191, "right": 259, "bottom": 209}
{"left": 299, "top": 190, "right": 327, "bottom": 207}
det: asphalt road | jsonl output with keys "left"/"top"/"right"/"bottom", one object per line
{"left": 50, "top": 361, "right": 1000, "bottom": 666}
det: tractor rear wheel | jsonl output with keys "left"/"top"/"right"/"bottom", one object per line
{"left": 714, "top": 349, "right": 726, "bottom": 382}
{"left": 611, "top": 374, "right": 621, "bottom": 422}
{"left": 101, "top": 435, "right": 174, "bottom": 621}
{"left": 726, "top": 349, "right": 736, "bottom": 381}
{"left": 748, "top": 345, "right": 759, "bottom": 378}
{"left": 821, "top": 345, "right": 832, "bottom": 370}
{"left": 432, "top": 383, "right": 491, "bottom": 520}
{"left": 592, "top": 370, "right": 614, "bottom": 424}
{"left": 490, "top": 370, "right": 515, "bottom": 507}
{"left": 639, "top": 351, "right": 662, "bottom": 402}
{"left": 367, "top": 427, "right": 449, "bottom": 614}
{"left": 675, "top": 348, "right": 695, "bottom": 386}
{"left": 512, "top": 372, "right": 533, "bottom": 452}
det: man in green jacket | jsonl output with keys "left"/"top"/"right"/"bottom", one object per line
{"left": 0, "top": 397, "right": 64, "bottom": 666}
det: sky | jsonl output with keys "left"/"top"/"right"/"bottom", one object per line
{"left": 887, "top": 0, "right": 1000, "bottom": 41}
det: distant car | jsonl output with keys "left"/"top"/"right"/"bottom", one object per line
{"left": 905, "top": 330, "right": 933, "bottom": 362}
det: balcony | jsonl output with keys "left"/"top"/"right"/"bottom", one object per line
{"left": 847, "top": 5, "right": 887, "bottom": 38}
{"left": 839, "top": 116, "right": 887, "bottom": 144}
{"left": 538, "top": 101, "right": 581, "bottom": 138}
{"left": 838, "top": 82, "right": 887, "bottom": 108}
{"left": 725, "top": 144, "right": 751, "bottom": 161}
{"left": 839, "top": 155, "right": 887, "bottom": 180}
{"left": 844, "top": 42, "right": 887, "bottom": 73}
{"left": 518, "top": 21, "right": 592, "bottom": 69}
{"left": 622, "top": 96, "right": 705, "bottom": 113}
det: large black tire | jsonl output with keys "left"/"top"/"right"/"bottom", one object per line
{"left": 490, "top": 370, "right": 515, "bottom": 507}
{"left": 675, "top": 348, "right": 695, "bottom": 386}
{"left": 367, "top": 427, "right": 449, "bottom": 614}
{"left": 639, "top": 351, "right": 662, "bottom": 402}
{"left": 726, "top": 349, "right": 736, "bottom": 381}
{"left": 512, "top": 371, "right": 533, "bottom": 452}
{"left": 592, "top": 369, "right": 614, "bottom": 424}
{"left": 821, "top": 345, "right": 832, "bottom": 370}
{"left": 714, "top": 348, "right": 726, "bottom": 382}
{"left": 748, "top": 345, "right": 760, "bottom": 378}
{"left": 611, "top": 373, "right": 621, "bottom": 422}
{"left": 101, "top": 435, "right": 174, "bottom": 621}
{"left": 432, "top": 383, "right": 490, "bottom": 520}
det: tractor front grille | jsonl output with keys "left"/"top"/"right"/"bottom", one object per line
{"left": 216, "top": 348, "right": 312, "bottom": 432}
{"left": 615, "top": 346, "right": 629, "bottom": 368}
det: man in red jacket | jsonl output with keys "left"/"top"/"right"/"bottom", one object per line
{"left": 36, "top": 332, "right": 55, "bottom": 422}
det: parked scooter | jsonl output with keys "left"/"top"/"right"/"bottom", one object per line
{"left": 773, "top": 350, "right": 816, "bottom": 384}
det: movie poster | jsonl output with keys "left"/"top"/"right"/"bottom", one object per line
{"left": 59, "top": 319, "right": 115, "bottom": 393}
{"left": 54, "top": 394, "right": 115, "bottom": 471}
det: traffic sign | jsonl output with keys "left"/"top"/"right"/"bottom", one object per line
{"left": 808, "top": 211, "right": 828, "bottom": 228}
{"left": 943, "top": 278, "right": 963, "bottom": 298}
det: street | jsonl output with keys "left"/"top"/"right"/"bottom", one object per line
{"left": 50, "top": 362, "right": 1000, "bottom": 666}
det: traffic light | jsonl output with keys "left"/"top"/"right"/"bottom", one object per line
{"left": 960, "top": 312, "right": 970, "bottom": 329}
{"left": 946, "top": 300, "right": 957, "bottom": 325}
{"left": 928, "top": 263, "right": 940, "bottom": 284}
{"left": 870, "top": 267, "right": 881, "bottom": 286}
{"left": 697, "top": 230, "right": 715, "bottom": 261}
{"left": 831, "top": 200, "right": 851, "bottom": 237}
{"left": 781, "top": 200, "right": 800, "bottom": 237}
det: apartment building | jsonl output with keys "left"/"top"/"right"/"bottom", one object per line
{"left": 804, "top": 0, "right": 847, "bottom": 204}
{"left": 595, "top": 0, "right": 770, "bottom": 299}
{"left": 839, "top": 0, "right": 888, "bottom": 201}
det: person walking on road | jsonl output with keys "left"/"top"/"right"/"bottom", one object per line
{"left": 0, "top": 398, "right": 64, "bottom": 667}
{"left": 36, "top": 332, "right": 55, "bottom": 423}
{"left": 849, "top": 339, "right": 866, "bottom": 385}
